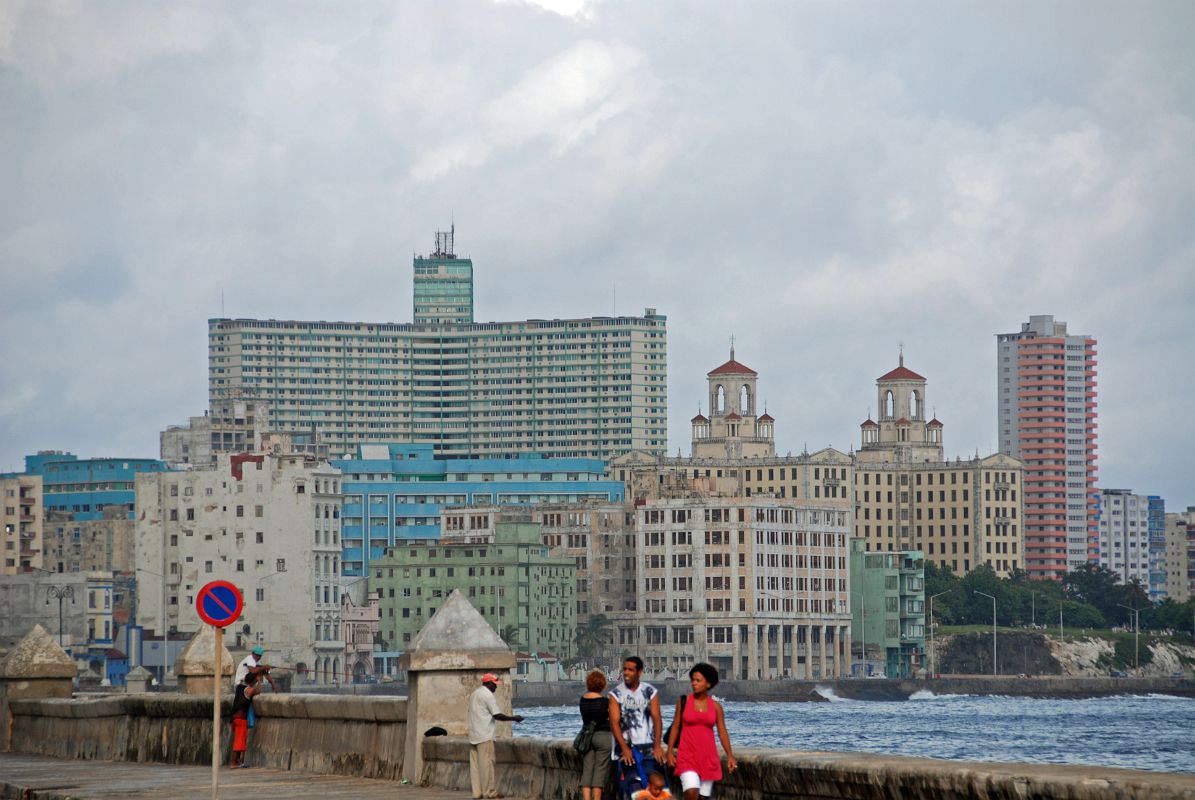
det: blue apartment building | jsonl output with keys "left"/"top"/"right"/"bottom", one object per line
{"left": 331, "top": 443, "right": 624, "bottom": 575}
{"left": 4, "top": 452, "right": 171, "bottom": 521}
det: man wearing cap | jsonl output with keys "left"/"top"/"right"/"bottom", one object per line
{"left": 234, "top": 645, "right": 275, "bottom": 691}
{"left": 467, "top": 672, "right": 525, "bottom": 799}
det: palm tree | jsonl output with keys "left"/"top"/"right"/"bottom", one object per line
{"left": 574, "top": 614, "right": 613, "bottom": 663}
{"left": 499, "top": 624, "right": 522, "bottom": 651}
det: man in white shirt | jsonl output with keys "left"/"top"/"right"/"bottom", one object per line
{"left": 467, "top": 672, "right": 524, "bottom": 799}
{"left": 234, "top": 645, "right": 275, "bottom": 691}
{"left": 608, "top": 656, "right": 663, "bottom": 798}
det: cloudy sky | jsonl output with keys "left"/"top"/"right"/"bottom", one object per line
{"left": 1, "top": 1, "right": 1192, "bottom": 506}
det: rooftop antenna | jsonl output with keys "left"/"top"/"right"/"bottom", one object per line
{"left": 434, "top": 224, "right": 455, "bottom": 258}
{"left": 730, "top": 334, "right": 736, "bottom": 361}
{"left": 899, "top": 341, "right": 904, "bottom": 367}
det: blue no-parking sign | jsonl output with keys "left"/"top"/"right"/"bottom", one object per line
{"left": 195, "top": 580, "right": 243, "bottom": 628}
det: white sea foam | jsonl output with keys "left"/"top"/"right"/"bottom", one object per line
{"left": 813, "top": 685, "right": 849, "bottom": 702}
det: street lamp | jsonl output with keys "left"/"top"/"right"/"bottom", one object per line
{"left": 974, "top": 590, "right": 997, "bottom": 676}
{"left": 1117, "top": 603, "right": 1143, "bottom": 670}
{"left": 45, "top": 585, "right": 75, "bottom": 650}
{"left": 928, "top": 590, "right": 953, "bottom": 679}
{"left": 135, "top": 567, "right": 170, "bottom": 688}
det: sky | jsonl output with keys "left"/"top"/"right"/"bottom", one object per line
{"left": 1, "top": 1, "right": 1192, "bottom": 507}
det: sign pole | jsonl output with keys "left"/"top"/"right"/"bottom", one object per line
{"left": 213, "top": 623, "right": 222, "bottom": 800}
{"left": 195, "top": 579, "right": 243, "bottom": 800}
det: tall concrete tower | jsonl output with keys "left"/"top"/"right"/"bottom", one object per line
{"left": 997, "top": 315, "right": 1098, "bottom": 579}
{"left": 413, "top": 225, "right": 474, "bottom": 325}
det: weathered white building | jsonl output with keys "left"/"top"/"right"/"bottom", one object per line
{"left": 1097, "top": 489, "right": 1153, "bottom": 586}
{"left": 630, "top": 495, "right": 852, "bottom": 681}
{"left": 135, "top": 453, "right": 345, "bottom": 684}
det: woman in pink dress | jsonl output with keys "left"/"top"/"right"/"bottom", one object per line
{"left": 664, "top": 663, "right": 737, "bottom": 799}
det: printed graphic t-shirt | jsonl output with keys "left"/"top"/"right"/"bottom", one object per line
{"left": 609, "top": 681, "right": 657, "bottom": 759}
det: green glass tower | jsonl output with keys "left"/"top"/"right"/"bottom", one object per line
{"left": 413, "top": 225, "right": 473, "bottom": 325}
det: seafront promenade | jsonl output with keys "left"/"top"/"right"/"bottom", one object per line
{"left": 0, "top": 752, "right": 468, "bottom": 799}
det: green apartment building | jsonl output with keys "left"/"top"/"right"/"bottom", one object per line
{"left": 849, "top": 539, "right": 926, "bottom": 678}
{"left": 207, "top": 229, "right": 668, "bottom": 461}
{"left": 371, "top": 519, "right": 577, "bottom": 657}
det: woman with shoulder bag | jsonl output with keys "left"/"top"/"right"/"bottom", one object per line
{"left": 578, "top": 669, "right": 613, "bottom": 800}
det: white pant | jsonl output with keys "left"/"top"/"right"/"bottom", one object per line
{"left": 679, "top": 770, "right": 714, "bottom": 797}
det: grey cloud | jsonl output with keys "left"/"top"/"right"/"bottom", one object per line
{"left": 0, "top": 0, "right": 1192, "bottom": 505}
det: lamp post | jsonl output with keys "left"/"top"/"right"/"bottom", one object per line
{"left": 928, "top": 590, "right": 953, "bottom": 679}
{"left": 974, "top": 590, "right": 997, "bottom": 676}
{"left": 135, "top": 567, "right": 169, "bottom": 687}
{"left": 1117, "top": 603, "right": 1143, "bottom": 670}
{"left": 45, "top": 585, "right": 75, "bottom": 650}
{"left": 1031, "top": 591, "right": 1036, "bottom": 628}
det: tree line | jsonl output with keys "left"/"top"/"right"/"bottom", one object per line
{"left": 926, "top": 561, "right": 1195, "bottom": 635}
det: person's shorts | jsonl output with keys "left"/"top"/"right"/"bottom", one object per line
{"left": 679, "top": 770, "right": 714, "bottom": 797}
{"left": 232, "top": 717, "right": 248, "bottom": 752}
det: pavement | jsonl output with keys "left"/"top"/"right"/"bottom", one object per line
{"left": 0, "top": 753, "right": 472, "bottom": 799}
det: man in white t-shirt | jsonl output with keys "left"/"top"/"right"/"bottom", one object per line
{"left": 608, "top": 656, "right": 663, "bottom": 798}
{"left": 234, "top": 645, "right": 275, "bottom": 691}
{"left": 466, "top": 672, "right": 524, "bottom": 799}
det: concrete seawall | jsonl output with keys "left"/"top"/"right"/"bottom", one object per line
{"left": 514, "top": 675, "right": 1195, "bottom": 705}
{"left": 8, "top": 694, "right": 1195, "bottom": 799}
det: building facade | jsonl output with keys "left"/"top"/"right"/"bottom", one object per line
{"left": 854, "top": 356, "right": 1025, "bottom": 577}
{"left": 5, "top": 451, "right": 170, "bottom": 522}
{"left": 370, "top": 519, "right": 576, "bottom": 657}
{"left": 134, "top": 453, "right": 346, "bottom": 684}
{"left": 332, "top": 443, "right": 623, "bottom": 575}
{"left": 997, "top": 315, "right": 1098, "bottom": 578}
{"left": 340, "top": 590, "right": 381, "bottom": 683}
{"left": 1, "top": 475, "right": 43, "bottom": 574}
{"left": 627, "top": 496, "right": 852, "bottom": 681}
{"left": 1096, "top": 489, "right": 1159, "bottom": 587}
{"left": 42, "top": 507, "right": 136, "bottom": 575}
{"left": 849, "top": 540, "right": 925, "bottom": 678}
{"left": 1162, "top": 508, "right": 1195, "bottom": 603}
{"left": 207, "top": 233, "right": 667, "bottom": 462}
{"left": 413, "top": 227, "right": 474, "bottom": 325}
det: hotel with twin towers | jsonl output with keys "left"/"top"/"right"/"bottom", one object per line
{"left": 205, "top": 227, "right": 669, "bottom": 460}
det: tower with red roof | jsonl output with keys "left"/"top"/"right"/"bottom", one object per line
{"left": 692, "top": 347, "right": 775, "bottom": 459}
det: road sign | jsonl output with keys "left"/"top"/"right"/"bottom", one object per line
{"left": 195, "top": 580, "right": 243, "bottom": 628}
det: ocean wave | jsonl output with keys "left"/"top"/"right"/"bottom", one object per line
{"left": 813, "top": 685, "right": 850, "bottom": 702}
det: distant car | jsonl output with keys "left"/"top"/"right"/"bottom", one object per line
{"left": 1109, "top": 670, "right": 1127, "bottom": 678}
{"left": 1171, "top": 672, "right": 1185, "bottom": 679}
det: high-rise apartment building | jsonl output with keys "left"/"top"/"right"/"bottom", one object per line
{"left": 1162, "top": 508, "right": 1195, "bottom": 603}
{"left": 206, "top": 230, "right": 668, "bottom": 462}
{"left": 413, "top": 226, "right": 474, "bottom": 325}
{"left": 1096, "top": 489, "right": 1160, "bottom": 588}
{"left": 997, "top": 315, "right": 1098, "bottom": 579}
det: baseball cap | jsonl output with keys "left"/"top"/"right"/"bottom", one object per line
{"left": 252, "top": 645, "right": 265, "bottom": 656}
{"left": 481, "top": 672, "right": 501, "bottom": 683}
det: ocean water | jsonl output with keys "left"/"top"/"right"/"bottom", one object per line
{"left": 516, "top": 690, "right": 1195, "bottom": 773}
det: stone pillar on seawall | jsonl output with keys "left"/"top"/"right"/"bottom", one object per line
{"left": 174, "top": 627, "right": 234, "bottom": 695}
{"left": 0, "top": 624, "right": 76, "bottom": 752}
{"left": 400, "top": 590, "right": 516, "bottom": 785}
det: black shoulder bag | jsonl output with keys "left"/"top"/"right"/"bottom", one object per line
{"left": 665, "top": 694, "right": 687, "bottom": 748}
{"left": 573, "top": 719, "right": 597, "bottom": 753}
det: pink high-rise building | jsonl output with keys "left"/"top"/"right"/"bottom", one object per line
{"left": 997, "top": 315, "right": 1098, "bottom": 579}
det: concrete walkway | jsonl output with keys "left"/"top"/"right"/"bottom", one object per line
{"left": 0, "top": 753, "right": 471, "bottom": 799}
